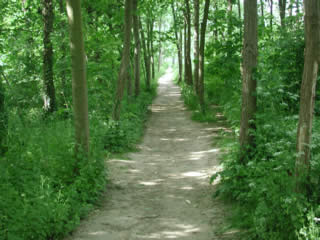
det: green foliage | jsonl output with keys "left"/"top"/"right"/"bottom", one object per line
{"left": 202, "top": 5, "right": 320, "bottom": 240}
{"left": 0, "top": 113, "right": 106, "bottom": 240}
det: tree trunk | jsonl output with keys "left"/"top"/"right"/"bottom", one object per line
{"left": 295, "top": 0, "right": 320, "bottom": 194}
{"left": 140, "top": 19, "right": 151, "bottom": 91}
{"left": 59, "top": 0, "right": 69, "bottom": 111}
{"left": 193, "top": 0, "right": 200, "bottom": 94}
{"left": 199, "top": 0, "right": 210, "bottom": 114}
{"left": 279, "top": 0, "right": 287, "bottom": 28}
{"left": 260, "top": 0, "right": 265, "bottom": 28}
{"left": 184, "top": 0, "right": 193, "bottom": 85}
{"left": 158, "top": 16, "right": 162, "bottom": 72}
{"left": 66, "top": 0, "right": 90, "bottom": 154}
{"left": 238, "top": 0, "right": 242, "bottom": 39}
{"left": 0, "top": 73, "right": 7, "bottom": 154}
{"left": 171, "top": 1, "right": 183, "bottom": 83}
{"left": 269, "top": 0, "right": 273, "bottom": 31}
{"left": 179, "top": 29, "right": 183, "bottom": 83}
{"left": 113, "top": 0, "right": 133, "bottom": 120}
{"left": 150, "top": 20, "right": 155, "bottom": 79}
{"left": 184, "top": 19, "right": 187, "bottom": 83}
{"left": 43, "top": 0, "right": 57, "bottom": 114}
{"left": 227, "top": 0, "right": 233, "bottom": 36}
{"left": 133, "top": 0, "right": 141, "bottom": 97}
{"left": 127, "top": 58, "right": 133, "bottom": 97}
{"left": 239, "top": 0, "right": 258, "bottom": 163}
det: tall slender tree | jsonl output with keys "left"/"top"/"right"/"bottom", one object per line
{"left": 239, "top": 0, "right": 258, "bottom": 162}
{"left": 295, "top": 0, "right": 320, "bottom": 193}
{"left": 184, "top": 0, "right": 193, "bottom": 85}
{"left": 66, "top": 0, "right": 89, "bottom": 154}
{"left": 172, "top": 1, "right": 183, "bottom": 83}
{"left": 133, "top": 0, "right": 141, "bottom": 97}
{"left": 140, "top": 19, "right": 151, "bottom": 91}
{"left": 43, "top": 0, "right": 57, "bottom": 114}
{"left": 198, "top": 0, "right": 210, "bottom": 114}
{"left": 193, "top": 0, "right": 200, "bottom": 94}
{"left": 113, "top": 0, "right": 133, "bottom": 120}
{"left": 279, "top": 0, "right": 287, "bottom": 28}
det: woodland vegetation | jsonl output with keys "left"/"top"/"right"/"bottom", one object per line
{"left": 0, "top": 0, "right": 319, "bottom": 239}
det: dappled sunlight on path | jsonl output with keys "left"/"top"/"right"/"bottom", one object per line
{"left": 65, "top": 69, "right": 237, "bottom": 240}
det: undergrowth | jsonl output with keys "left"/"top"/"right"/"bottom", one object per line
{"left": 0, "top": 75, "right": 159, "bottom": 240}
{"left": 178, "top": 26, "right": 320, "bottom": 239}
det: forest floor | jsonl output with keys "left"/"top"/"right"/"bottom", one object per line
{"left": 66, "top": 68, "right": 239, "bottom": 240}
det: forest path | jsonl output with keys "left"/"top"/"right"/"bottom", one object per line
{"left": 66, "top": 68, "right": 236, "bottom": 240}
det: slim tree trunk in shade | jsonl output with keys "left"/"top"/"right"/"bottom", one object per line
{"left": 239, "top": 0, "right": 258, "bottom": 163}
{"left": 295, "top": 0, "right": 320, "bottom": 194}
{"left": 227, "top": 0, "right": 233, "bottom": 36}
{"left": 43, "top": 0, "right": 57, "bottom": 114}
{"left": 269, "top": 0, "right": 273, "bottom": 31}
{"left": 171, "top": 1, "right": 183, "bottom": 83}
{"left": 158, "top": 16, "right": 162, "bottom": 72}
{"left": 0, "top": 77, "right": 7, "bottom": 154}
{"left": 238, "top": 0, "right": 242, "bottom": 40}
{"left": 112, "top": 0, "right": 132, "bottom": 120}
{"left": 150, "top": 20, "right": 155, "bottom": 79}
{"left": 66, "top": 0, "right": 89, "bottom": 154}
{"left": 193, "top": 0, "right": 200, "bottom": 95}
{"left": 133, "top": 0, "right": 141, "bottom": 97}
{"left": 140, "top": 19, "right": 151, "bottom": 91}
{"left": 184, "top": 20, "right": 187, "bottom": 83}
{"left": 198, "top": 0, "right": 210, "bottom": 114}
{"left": 260, "top": 0, "right": 265, "bottom": 28}
{"left": 59, "top": 0, "right": 70, "bottom": 109}
{"left": 279, "top": 0, "right": 287, "bottom": 28}
{"left": 184, "top": 0, "right": 193, "bottom": 86}
{"left": 127, "top": 58, "right": 133, "bottom": 97}
{"left": 179, "top": 29, "right": 183, "bottom": 83}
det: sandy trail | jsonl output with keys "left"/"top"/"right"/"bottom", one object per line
{"left": 66, "top": 68, "right": 235, "bottom": 240}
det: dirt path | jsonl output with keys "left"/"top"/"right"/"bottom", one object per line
{"left": 66, "top": 69, "right": 236, "bottom": 240}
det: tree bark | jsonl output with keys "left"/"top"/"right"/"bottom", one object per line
{"left": 227, "top": 0, "right": 233, "bottom": 36}
{"left": 158, "top": 16, "right": 162, "bottom": 72}
{"left": 140, "top": 19, "right": 151, "bottom": 91}
{"left": 260, "top": 0, "right": 265, "bottom": 28}
{"left": 184, "top": 19, "right": 187, "bottom": 83}
{"left": 239, "top": 0, "right": 258, "bottom": 162}
{"left": 133, "top": 0, "right": 141, "bottom": 97}
{"left": 66, "top": 0, "right": 90, "bottom": 154}
{"left": 59, "top": 0, "right": 69, "bottom": 110}
{"left": 193, "top": 0, "right": 200, "bottom": 94}
{"left": 113, "top": 0, "right": 133, "bottom": 120}
{"left": 295, "top": 0, "right": 320, "bottom": 194}
{"left": 150, "top": 20, "right": 155, "bottom": 80}
{"left": 238, "top": 0, "right": 242, "bottom": 39}
{"left": 172, "top": 1, "right": 183, "bottom": 83}
{"left": 43, "top": 0, "right": 57, "bottom": 114}
{"left": 184, "top": 0, "right": 193, "bottom": 85}
{"left": 269, "top": 0, "right": 273, "bottom": 31}
{"left": 279, "top": 0, "right": 287, "bottom": 28}
{"left": 0, "top": 73, "right": 7, "bottom": 154}
{"left": 199, "top": 0, "right": 210, "bottom": 114}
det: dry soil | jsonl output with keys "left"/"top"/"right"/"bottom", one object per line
{"left": 65, "top": 68, "right": 237, "bottom": 240}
